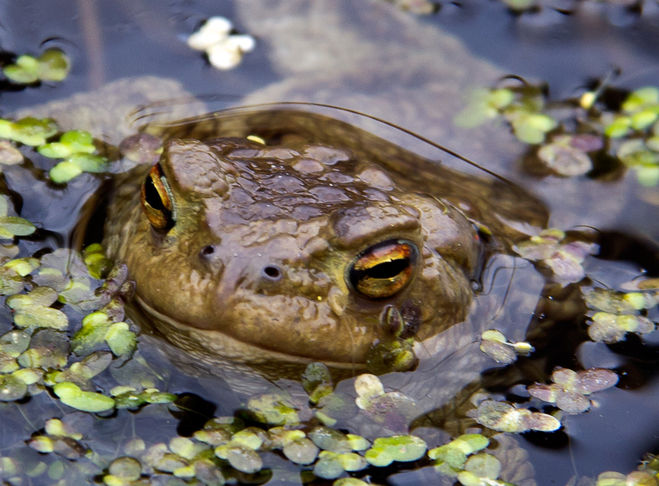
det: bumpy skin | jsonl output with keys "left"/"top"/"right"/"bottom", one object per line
{"left": 104, "top": 109, "right": 548, "bottom": 376}
{"left": 105, "top": 138, "right": 481, "bottom": 373}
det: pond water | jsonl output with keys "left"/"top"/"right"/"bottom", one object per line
{"left": 0, "top": 1, "right": 657, "bottom": 485}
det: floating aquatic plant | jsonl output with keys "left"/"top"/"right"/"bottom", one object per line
{"left": 537, "top": 134, "right": 603, "bottom": 176}
{"left": 2, "top": 48, "right": 70, "bottom": 84}
{"left": 53, "top": 381, "right": 116, "bottom": 413}
{"left": 39, "top": 129, "right": 108, "bottom": 183}
{"left": 246, "top": 392, "right": 301, "bottom": 426}
{"left": 527, "top": 367, "right": 618, "bottom": 414}
{"left": 585, "top": 287, "right": 657, "bottom": 343}
{"left": 364, "top": 434, "right": 427, "bottom": 467}
{"left": 354, "top": 373, "right": 418, "bottom": 432}
{"left": 71, "top": 310, "right": 136, "bottom": 357}
{"left": 0, "top": 195, "right": 36, "bottom": 241}
{"left": 7, "top": 286, "right": 68, "bottom": 331}
{"left": 480, "top": 329, "right": 534, "bottom": 365}
{"left": 455, "top": 84, "right": 557, "bottom": 144}
{"left": 0, "top": 116, "right": 58, "bottom": 146}
{"left": 473, "top": 399, "right": 560, "bottom": 433}
{"left": 513, "top": 228, "right": 596, "bottom": 285}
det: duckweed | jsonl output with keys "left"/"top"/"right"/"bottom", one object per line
{"left": 246, "top": 392, "right": 300, "bottom": 426}
{"left": 53, "top": 381, "right": 115, "bottom": 413}
{"left": 528, "top": 367, "right": 618, "bottom": 413}
{"left": 0, "top": 196, "right": 36, "bottom": 240}
{"left": 364, "top": 434, "right": 427, "bottom": 467}
{"left": 429, "top": 434, "right": 490, "bottom": 477}
{"left": 353, "top": 373, "right": 418, "bottom": 431}
{"left": 313, "top": 450, "right": 367, "bottom": 479}
{"left": 302, "top": 361, "right": 334, "bottom": 403}
{"left": 514, "top": 229, "right": 595, "bottom": 285}
{"left": 480, "top": 329, "right": 534, "bottom": 364}
{"left": 0, "top": 116, "right": 58, "bottom": 146}
{"left": 585, "top": 287, "right": 657, "bottom": 343}
{"left": 474, "top": 399, "right": 560, "bottom": 433}
{"left": 455, "top": 84, "right": 556, "bottom": 144}
{"left": 2, "top": 48, "right": 70, "bottom": 84}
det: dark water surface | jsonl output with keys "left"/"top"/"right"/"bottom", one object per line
{"left": 0, "top": 1, "right": 657, "bottom": 485}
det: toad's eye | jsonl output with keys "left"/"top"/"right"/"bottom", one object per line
{"left": 348, "top": 240, "right": 418, "bottom": 299}
{"left": 140, "top": 163, "right": 175, "bottom": 231}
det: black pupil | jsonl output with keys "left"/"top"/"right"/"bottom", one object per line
{"left": 349, "top": 257, "right": 410, "bottom": 290}
{"left": 144, "top": 175, "right": 166, "bottom": 211}
{"left": 363, "top": 258, "right": 409, "bottom": 279}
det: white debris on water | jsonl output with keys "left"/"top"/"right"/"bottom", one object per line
{"left": 187, "top": 16, "right": 255, "bottom": 70}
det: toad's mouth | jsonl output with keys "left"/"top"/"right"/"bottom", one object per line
{"left": 133, "top": 295, "right": 368, "bottom": 371}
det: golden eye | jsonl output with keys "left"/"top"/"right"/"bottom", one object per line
{"left": 140, "top": 163, "right": 175, "bottom": 230}
{"left": 348, "top": 240, "right": 418, "bottom": 299}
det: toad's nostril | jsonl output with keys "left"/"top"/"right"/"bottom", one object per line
{"left": 262, "top": 265, "right": 282, "bottom": 281}
{"left": 200, "top": 245, "right": 216, "bottom": 257}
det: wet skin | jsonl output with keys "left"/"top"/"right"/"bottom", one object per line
{"left": 103, "top": 109, "right": 547, "bottom": 375}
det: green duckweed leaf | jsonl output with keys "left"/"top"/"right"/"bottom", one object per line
{"left": 38, "top": 142, "right": 74, "bottom": 159}
{"left": 3, "top": 55, "right": 40, "bottom": 84}
{"left": 72, "top": 311, "right": 112, "bottom": 355}
{"left": 9, "top": 117, "right": 58, "bottom": 146}
{"left": 452, "top": 434, "right": 490, "bottom": 455}
{"left": 83, "top": 243, "right": 113, "bottom": 279}
{"left": 68, "top": 153, "right": 107, "bottom": 172}
{"left": 50, "top": 161, "right": 83, "bottom": 183}
{"left": 605, "top": 116, "right": 632, "bottom": 138}
{"left": 53, "top": 381, "right": 115, "bottom": 413}
{"left": 247, "top": 393, "right": 299, "bottom": 426}
{"left": 0, "top": 216, "right": 36, "bottom": 238}
{"left": 511, "top": 112, "right": 557, "bottom": 144}
{"left": 622, "top": 87, "right": 659, "bottom": 113}
{"left": 630, "top": 109, "right": 658, "bottom": 130}
{"left": 364, "top": 435, "right": 427, "bottom": 467}
{"left": 4, "top": 256, "right": 39, "bottom": 276}
{"left": 37, "top": 49, "right": 70, "bottom": 82}
{"left": 169, "top": 437, "right": 208, "bottom": 460}
{"left": 231, "top": 428, "right": 265, "bottom": 450}
{"left": 104, "top": 322, "right": 136, "bottom": 356}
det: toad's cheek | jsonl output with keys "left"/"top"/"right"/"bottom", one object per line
{"left": 132, "top": 292, "right": 373, "bottom": 369}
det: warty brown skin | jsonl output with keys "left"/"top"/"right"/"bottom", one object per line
{"left": 104, "top": 135, "right": 482, "bottom": 373}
